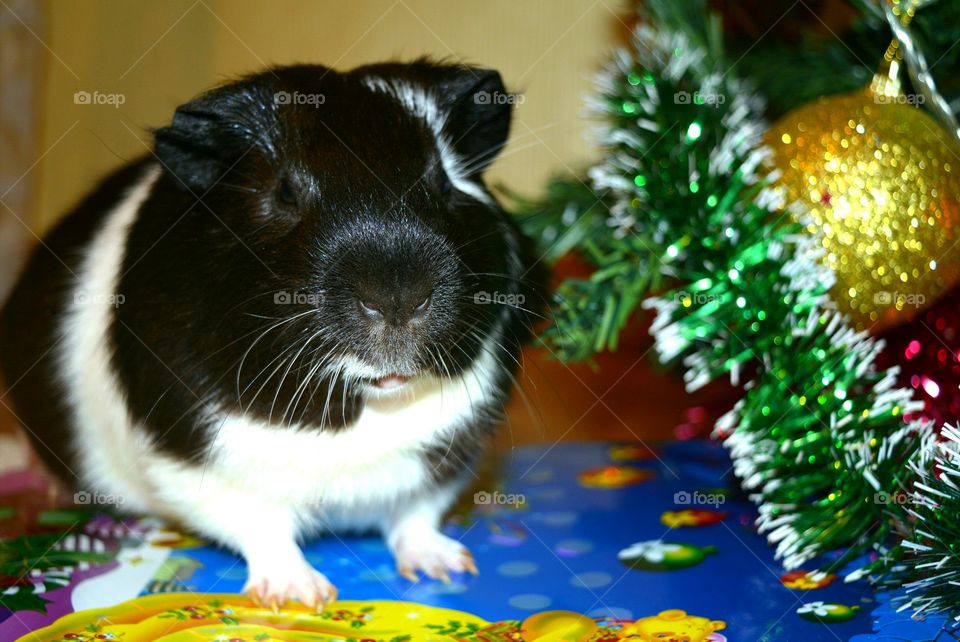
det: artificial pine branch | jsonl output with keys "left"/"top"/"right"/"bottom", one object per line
{"left": 513, "top": 0, "right": 938, "bottom": 590}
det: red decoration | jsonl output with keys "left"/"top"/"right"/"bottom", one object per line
{"left": 877, "top": 284, "right": 960, "bottom": 427}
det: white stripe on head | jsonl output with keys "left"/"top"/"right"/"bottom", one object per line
{"left": 362, "top": 76, "right": 494, "bottom": 206}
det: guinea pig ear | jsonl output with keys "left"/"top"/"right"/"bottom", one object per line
{"left": 438, "top": 68, "right": 513, "bottom": 177}
{"left": 153, "top": 87, "right": 259, "bottom": 192}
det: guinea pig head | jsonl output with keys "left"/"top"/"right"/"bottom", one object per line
{"left": 152, "top": 61, "right": 518, "bottom": 399}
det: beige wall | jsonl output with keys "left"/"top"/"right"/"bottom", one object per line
{"left": 1, "top": 0, "right": 43, "bottom": 301}
{"left": 34, "top": 0, "right": 627, "bottom": 232}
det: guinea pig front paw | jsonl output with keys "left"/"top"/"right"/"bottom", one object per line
{"left": 392, "top": 529, "right": 479, "bottom": 584}
{"left": 243, "top": 563, "right": 337, "bottom": 612}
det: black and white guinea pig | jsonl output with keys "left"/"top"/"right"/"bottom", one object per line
{"left": 0, "top": 60, "right": 547, "bottom": 608}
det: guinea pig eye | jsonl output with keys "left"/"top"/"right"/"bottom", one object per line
{"left": 276, "top": 177, "right": 297, "bottom": 207}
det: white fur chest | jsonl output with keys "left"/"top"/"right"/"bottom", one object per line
{"left": 200, "top": 342, "right": 501, "bottom": 516}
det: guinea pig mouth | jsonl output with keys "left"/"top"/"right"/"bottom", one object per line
{"left": 370, "top": 373, "right": 411, "bottom": 390}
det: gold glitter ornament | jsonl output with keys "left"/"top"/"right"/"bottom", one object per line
{"left": 766, "top": 45, "right": 960, "bottom": 333}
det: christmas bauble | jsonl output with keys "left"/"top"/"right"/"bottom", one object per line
{"left": 767, "top": 87, "right": 960, "bottom": 332}
{"left": 520, "top": 611, "right": 598, "bottom": 641}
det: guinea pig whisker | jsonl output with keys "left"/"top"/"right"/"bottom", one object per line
{"left": 470, "top": 328, "right": 526, "bottom": 393}
{"left": 244, "top": 329, "right": 325, "bottom": 414}
{"left": 455, "top": 318, "right": 488, "bottom": 422}
{"left": 462, "top": 271, "right": 551, "bottom": 290}
{"left": 236, "top": 309, "right": 318, "bottom": 406}
{"left": 489, "top": 335, "right": 523, "bottom": 372}
{"left": 242, "top": 339, "right": 306, "bottom": 408}
{"left": 456, "top": 307, "right": 540, "bottom": 395}
{"left": 161, "top": 320, "right": 299, "bottom": 432}
{"left": 143, "top": 318, "right": 279, "bottom": 430}
{"left": 293, "top": 342, "right": 345, "bottom": 428}
{"left": 458, "top": 295, "right": 549, "bottom": 322}
{"left": 455, "top": 138, "right": 549, "bottom": 180}
{"left": 441, "top": 337, "right": 491, "bottom": 450}
{"left": 294, "top": 352, "right": 338, "bottom": 426}
{"left": 420, "top": 345, "right": 442, "bottom": 403}
{"left": 219, "top": 166, "right": 265, "bottom": 186}
{"left": 453, "top": 139, "right": 542, "bottom": 177}
{"left": 319, "top": 360, "right": 347, "bottom": 430}
{"left": 247, "top": 222, "right": 275, "bottom": 239}
{"left": 475, "top": 321, "right": 572, "bottom": 440}
{"left": 424, "top": 344, "right": 452, "bottom": 410}
{"left": 462, "top": 271, "right": 524, "bottom": 279}
{"left": 217, "top": 182, "right": 260, "bottom": 194}
{"left": 430, "top": 344, "right": 452, "bottom": 381}
{"left": 215, "top": 290, "right": 292, "bottom": 330}
{"left": 283, "top": 343, "right": 336, "bottom": 428}
{"left": 464, "top": 328, "right": 519, "bottom": 408}
{"left": 428, "top": 397, "right": 461, "bottom": 477}
{"left": 469, "top": 331, "right": 542, "bottom": 444}
{"left": 340, "top": 369, "right": 357, "bottom": 425}
{"left": 272, "top": 327, "right": 329, "bottom": 424}
{"left": 246, "top": 324, "right": 324, "bottom": 389}
{"left": 449, "top": 228, "right": 505, "bottom": 254}
{"left": 269, "top": 329, "right": 322, "bottom": 419}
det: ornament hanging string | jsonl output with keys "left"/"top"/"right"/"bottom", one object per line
{"left": 879, "top": 0, "right": 960, "bottom": 142}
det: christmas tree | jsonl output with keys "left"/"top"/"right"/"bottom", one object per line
{"left": 516, "top": 0, "right": 960, "bottom": 619}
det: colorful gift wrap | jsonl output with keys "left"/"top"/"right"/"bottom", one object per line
{"left": 0, "top": 441, "right": 941, "bottom": 641}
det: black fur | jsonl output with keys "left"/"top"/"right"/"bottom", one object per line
{"left": 1, "top": 60, "right": 547, "bottom": 483}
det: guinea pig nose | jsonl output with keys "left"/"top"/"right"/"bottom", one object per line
{"left": 355, "top": 290, "right": 432, "bottom": 326}
{"left": 358, "top": 298, "right": 384, "bottom": 319}
{"left": 412, "top": 293, "right": 431, "bottom": 318}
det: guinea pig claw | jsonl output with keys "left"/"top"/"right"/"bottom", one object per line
{"left": 244, "top": 579, "right": 268, "bottom": 606}
{"left": 323, "top": 583, "right": 338, "bottom": 605}
{"left": 464, "top": 558, "right": 479, "bottom": 576}
{"left": 244, "top": 566, "right": 336, "bottom": 613}
{"left": 424, "top": 565, "right": 451, "bottom": 584}
{"left": 307, "top": 581, "right": 334, "bottom": 612}
{"left": 398, "top": 566, "right": 420, "bottom": 583}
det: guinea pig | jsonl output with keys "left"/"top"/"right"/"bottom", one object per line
{"left": 0, "top": 60, "right": 547, "bottom": 609}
